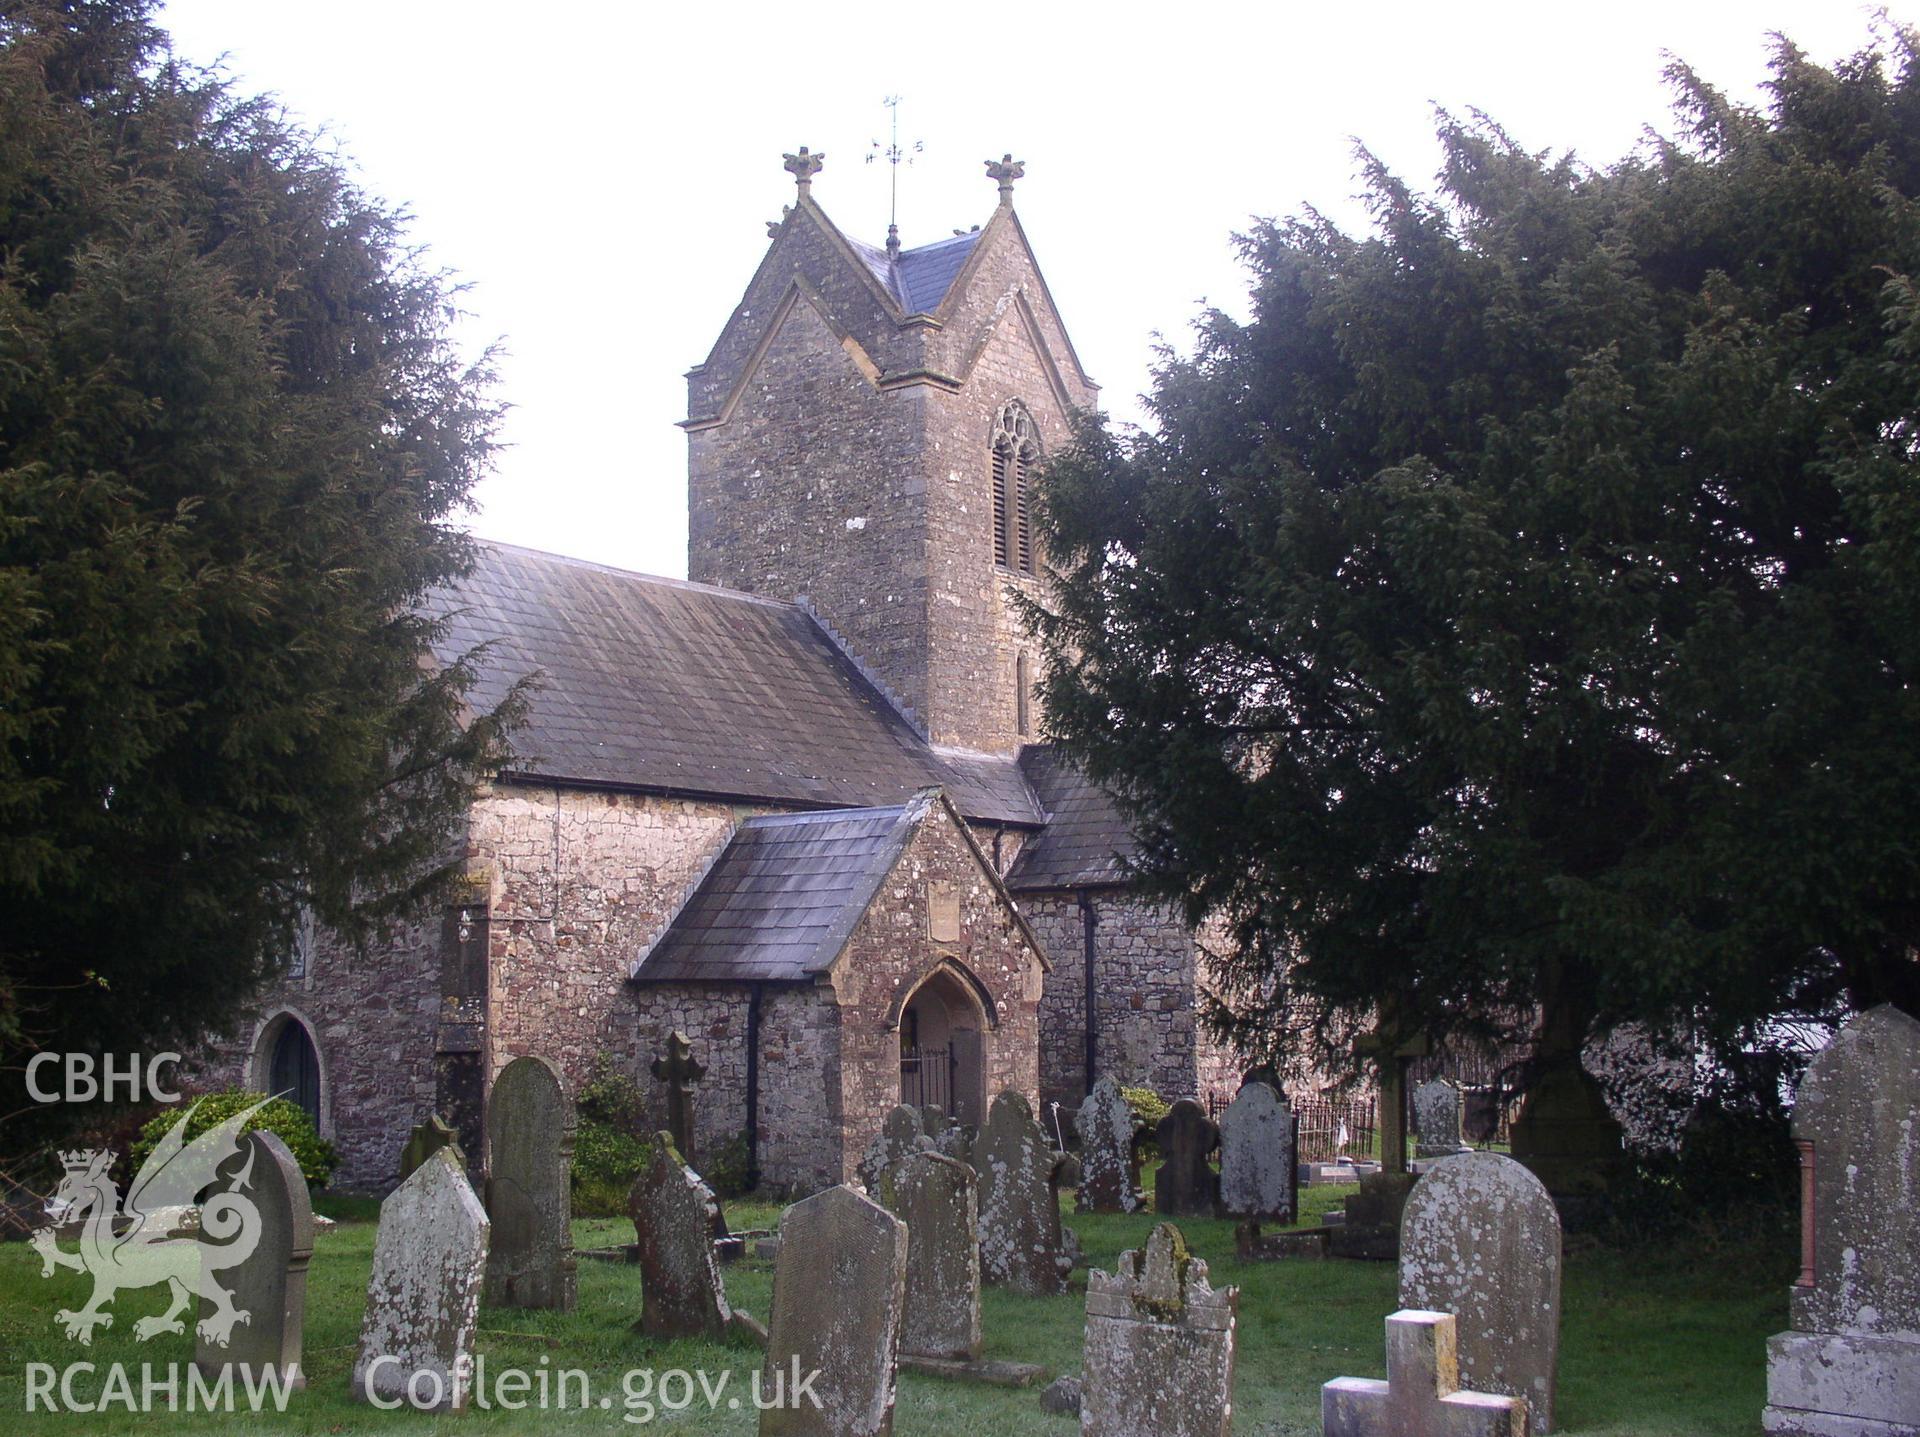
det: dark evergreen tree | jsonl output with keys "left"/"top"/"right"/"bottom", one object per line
{"left": 0, "top": 1, "right": 526, "bottom": 1134}
{"left": 1029, "top": 29, "right": 1920, "bottom": 1074}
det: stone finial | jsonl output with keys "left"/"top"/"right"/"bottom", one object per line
{"left": 783, "top": 146, "right": 825, "bottom": 198}
{"left": 985, "top": 153, "right": 1025, "bottom": 203}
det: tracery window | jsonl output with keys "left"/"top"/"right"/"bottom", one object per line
{"left": 990, "top": 400, "right": 1040, "bottom": 573}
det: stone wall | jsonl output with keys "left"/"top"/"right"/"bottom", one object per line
{"left": 1023, "top": 890, "right": 1241, "bottom": 1111}
{"left": 475, "top": 782, "right": 741, "bottom": 1095}
{"left": 198, "top": 899, "right": 447, "bottom": 1193}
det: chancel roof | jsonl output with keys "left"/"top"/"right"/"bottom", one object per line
{"left": 631, "top": 798, "right": 930, "bottom": 984}
{"left": 432, "top": 542, "right": 1043, "bottom": 825}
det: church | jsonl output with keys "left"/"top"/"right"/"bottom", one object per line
{"left": 210, "top": 150, "right": 1240, "bottom": 1195}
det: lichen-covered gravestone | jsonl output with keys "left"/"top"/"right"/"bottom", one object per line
{"left": 1763, "top": 1004, "right": 1920, "bottom": 1436}
{"left": 398, "top": 1113, "right": 466, "bottom": 1184}
{"left": 483, "top": 1054, "right": 576, "bottom": 1310}
{"left": 1398, "top": 1152, "right": 1562, "bottom": 1436}
{"left": 196, "top": 1131, "right": 312, "bottom": 1389}
{"left": 1218, "top": 1077, "right": 1296, "bottom": 1223}
{"left": 877, "top": 1150, "right": 982, "bottom": 1361}
{"left": 975, "top": 1091, "right": 1066, "bottom": 1296}
{"left": 1324, "top": 1309, "right": 1527, "bottom": 1437}
{"left": 1082, "top": 1222, "right": 1238, "bottom": 1437}
{"left": 1413, "top": 1079, "right": 1469, "bottom": 1158}
{"left": 629, "top": 1133, "right": 733, "bottom": 1339}
{"left": 1075, "top": 1076, "right": 1144, "bottom": 1213}
{"left": 1154, "top": 1099, "right": 1221, "bottom": 1219}
{"left": 857, "top": 1104, "right": 930, "bottom": 1193}
{"left": 351, "top": 1149, "right": 490, "bottom": 1411}
{"left": 760, "top": 1185, "right": 907, "bottom": 1437}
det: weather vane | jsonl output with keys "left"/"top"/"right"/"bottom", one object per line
{"left": 867, "top": 95, "right": 923, "bottom": 255}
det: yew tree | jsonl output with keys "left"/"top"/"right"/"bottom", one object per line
{"left": 1030, "top": 31, "right": 1920, "bottom": 1073}
{"left": 0, "top": 0, "right": 524, "bottom": 1129}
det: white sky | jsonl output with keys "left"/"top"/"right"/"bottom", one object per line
{"left": 158, "top": 1, "right": 1911, "bottom": 580}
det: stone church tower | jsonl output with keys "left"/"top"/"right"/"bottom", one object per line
{"left": 684, "top": 149, "right": 1098, "bottom": 754}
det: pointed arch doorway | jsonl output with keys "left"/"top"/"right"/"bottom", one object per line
{"left": 252, "top": 1010, "right": 323, "bottom": 1130}
{"left": 898, "top": 966, "right": 989, "bottom": 1127}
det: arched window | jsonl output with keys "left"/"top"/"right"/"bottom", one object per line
{"left": 991, "top": 400, "right": 1040, "bottom": 573}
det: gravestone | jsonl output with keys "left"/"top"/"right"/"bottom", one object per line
{"left": 651, "top": 1030, "right": 705, "bottom": 1167}
{"left": 1082, "top": 1223, "right": 1238, "bottom": 1437}
{"left": 975, "top": 1090, "right": 1065, "bottom": 1296}
{"left": 398, "top": 1113, "right": 466, "bottom": 1184}
{"left": 922, "top": 1106, "right": 975, "bottom": 1166}
{"left": 1218, "top": 1077, "right": 1296, "bottom": 1223}
{"left": 1075, "top": 1076, "right": 1144, "bottom": 1213}
{"left": 629, "top": 1133, "right": 732, "bottom": 1340}
{"left": 483, "top": 1054, "right": 576, "bottom": 1310}
{"left": 857, "top": 1104, "right": 929, "bottom": 1193}
{"left": 876, "top": 1150, "right": 982, "bottom": 1361}
{"left": 1153, "top": 1099, "right": 1220, "bottom": 1218}
{"left": 1324, "top": 1309, "right": 1527, "bottom": 1437}
{"left": 1399, "top": 1152, "right": 1562, "bottom": 1435}
{"left": 1763, "top": 1004, "right": 1920, "bottom": 1436}
{"left": 195, "top": 1131, "right": 312, "bottom": 1389}
{"left": 351, "top": 1149, "right": 489, "bottom": 1411}
{"left": 1359, "top": 1026, "right": 1432, "bottom": 1175}
{"left": 1413, "top": 1079, "right": 1469, "bottom": 1158}
{"left": 760, "top": 1185, "right": 907, "bottom": 1437}
{"left": 1508, "top": 1064, "right": 1623, "bottom": 1231}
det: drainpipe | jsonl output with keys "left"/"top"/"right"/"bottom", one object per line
{"left": 745, "top": 983, "right": 764, "bottom": 1190}
{"left": 1079, "top": 891, "right": 1098, "bottom": 1096}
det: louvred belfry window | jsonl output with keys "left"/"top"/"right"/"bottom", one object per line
{"left": 991, "top": 400, "right": 1040, "bottom": 574}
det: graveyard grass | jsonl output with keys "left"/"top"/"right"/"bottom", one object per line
{"left": 0, "top": 1182, "right": 1786, "bottom": 1436}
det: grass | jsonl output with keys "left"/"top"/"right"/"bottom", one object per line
{"left": 0, "top": 1182, "right": 1789, "bottom": 1435}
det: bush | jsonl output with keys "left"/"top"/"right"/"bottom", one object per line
{"left": 570, "top": 1054, "right": 654, "bottom": 1217}
{"left": 1122, "top": 1084, "right": 1170, "bottom": 1161}
{"left": 131, "top": 1089, "right": 338, "bottom": 1189}
{"left": 700, "top": 1132, "right": 753, "bottom": 1199}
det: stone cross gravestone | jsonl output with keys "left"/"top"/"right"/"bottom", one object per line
{"left": 877, "top": 1149, "right": 982, "bottom": 1361}
{"left": 196, "top": 1131, "right": 312, "bottom": 1389}
{"left": 857, "top": 1104, "right": 930, "bottom": 1193}
{"left": 1359, "top": 1027, "right": 1433, "bottom": 1176}
{"left": 1082, "top": 1222, "right": 1238, "bottom": 1437}
{"left": 351, "top": 1149, "right": 490, "bottom": 1411}
{"left": 975, "top": 1090, "right": 1066, "bottom": 1296}
{"left": 1323, "top": 1309, "right": 1527, "bottom": 1437}
{"left": 1075, "top": 1075, "right": 1144, "bottom": 1214}
{"left": 629, "top": 1133, "right": 733, "bottom": 1340}
{"left": 1763, "top": 1004, "right": 1920, "bottom": 1437}
{"left": 651, "top": 1030, "right": 705, "bottom": 1166}
{"left": 1218, "top": 1077, "right": 1296, "bottom": 1223}
{"left": 1398, "top": 1152, "right": 1562, "bottom": 1436}
{"left": 483, "top": 1054, "right": 576, "bottom": 1310}
{"left": 1508, "top": 1064, "right": 1623, "bottom": 1231}
{"left": 1154, "top": 1099, "right": 1220, "bottom": 1218}
{"left": 1413, "top": 1079, "right": 1469, "bottom": 1158}
{"left": 398, "top": 1113, "right": 466, "bottom": 1184}
{"left": 760, "top": 1184, "right": 907, "bottom": 1437}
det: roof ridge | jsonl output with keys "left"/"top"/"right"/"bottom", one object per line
{"left": 467, "top": 538, "right": 798, "bottom": 611}
{"left": 740, "top": 803, "right": 910, "bottom": 830}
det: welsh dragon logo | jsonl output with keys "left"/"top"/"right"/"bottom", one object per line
{"left": 30, "top": 1097, "right": 269, "bottom": 1346}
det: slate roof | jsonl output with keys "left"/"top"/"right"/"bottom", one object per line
{"left": 1006, "top": 745, "right": 1142, "bottom": 891}
{"left": 431, "top": 542, "right": 1042, "bottom": 825}
{"left": 847, "top": 229, "right": 983, "bottom": 315}
{"left": 632, "top": 800, "right": 926, "bottom": 984}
